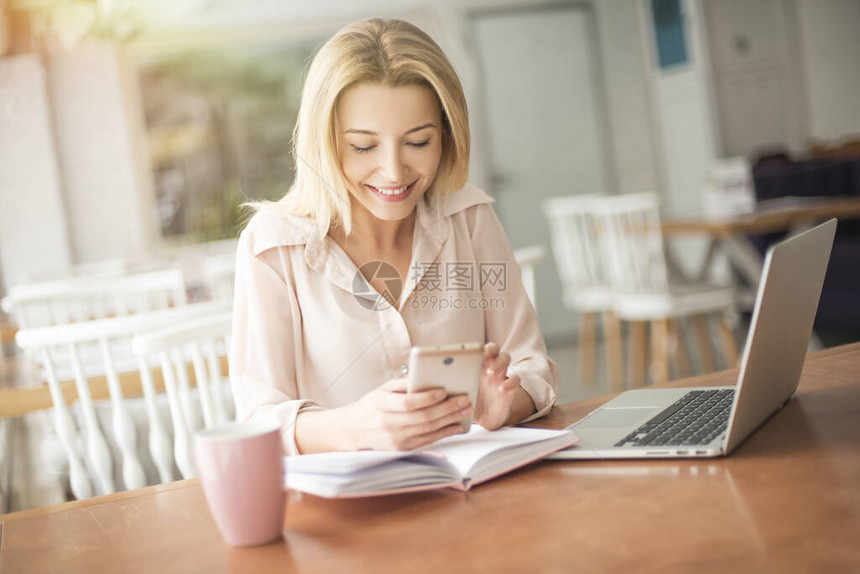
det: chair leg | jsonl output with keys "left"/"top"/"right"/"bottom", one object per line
{"left": 717, "top": 313, "right": 740, "bottom": 368}
{"left": 650, "top": 318, "right": 670, "bottom": 385}
{"left": 671, "top": 319, "right": 692, "bottom": 380}
{"left": 629, "top": 320, "right": 647, "bottom": 389}
{"left": 579, "top": 312, "right": 597, "bottom": 386}
{"left": 693, "top": 315, "right": 715, "bottom": 373}
{"left": 602, "top": 311, "right": 624, "bottom": 392}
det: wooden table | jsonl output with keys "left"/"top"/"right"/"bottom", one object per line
{"left": 3, "top": 343, "right": 860, "bottom": 573}
{"left": 662, "top": 196, "right": 860, "bottom": 305}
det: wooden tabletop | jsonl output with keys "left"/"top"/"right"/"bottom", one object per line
{"left": 662, "top": 196, "right": 860, "bottom": 236}
{"left": 3, "top": 342, "right": 860, "bottom": 573}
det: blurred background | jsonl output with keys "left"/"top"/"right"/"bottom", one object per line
{"left": 1, "top": 0, "right": 859, "bottom": 340}
{"left": 3, "top": 0, "right": 859, "bottom": 342}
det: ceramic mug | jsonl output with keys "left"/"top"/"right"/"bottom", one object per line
{"left": 195, "top": 419, "right": 286, "bottom": 546}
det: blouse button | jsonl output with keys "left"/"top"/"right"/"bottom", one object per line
{"left": 399, "top": 364, "right": 409, "bottom": 376}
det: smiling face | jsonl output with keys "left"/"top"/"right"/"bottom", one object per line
{"left": 336, "top": 82, "right": 444, "bottom": 228}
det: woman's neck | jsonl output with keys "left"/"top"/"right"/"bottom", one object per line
{"left": 336, "top": 208, "right": 416, "bottom": 253}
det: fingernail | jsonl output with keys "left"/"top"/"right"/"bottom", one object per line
{"left": 460, "top": 406, "right": 472, "bottom": 414}
{"left": 435, "top": 391, "right": 446, "bottom": 400}
{"left": 458, "top": 396, "right": 470, "bottom": 407}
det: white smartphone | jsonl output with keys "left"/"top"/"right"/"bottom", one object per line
{"left": 406, "top": 342, "right": 484, "bottom": 431}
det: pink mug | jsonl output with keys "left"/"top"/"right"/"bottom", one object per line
{"left": 194, "top": 419, "right": 287, "bottom": 546}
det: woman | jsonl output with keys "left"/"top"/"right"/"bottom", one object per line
{"left": 231, "top": 18, "right": 559, "bottom": 455}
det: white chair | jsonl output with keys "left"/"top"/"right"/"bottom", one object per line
{"left": 2, "top": 268, "right": 187, "bottom": 329}
{"left": 200, "top": 251, "right": 236, "bottom": 302}
{"left": 543, "top": 195, "right": 624, "bottom": 390}
{"left": 13, "top": 300, "right": 231, "bottom": 500}
{"left": 593, "top": 192, "right": 739, "bottom": 386}
{"left": 16, "top": 258, "right": 127, "bottom": 284}
{"left": 512, "top": 245, "right": 547, "bottom": 313}
{"left": 130, "top": 313, "right": 234, "bottom": 483}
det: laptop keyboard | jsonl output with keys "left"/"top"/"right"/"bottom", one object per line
{"left": 614, "top": 389, "right": 735, "bottom": 448}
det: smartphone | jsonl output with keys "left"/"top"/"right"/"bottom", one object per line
{"left": 406, "top": 342, "right": 484, "bottom": 431}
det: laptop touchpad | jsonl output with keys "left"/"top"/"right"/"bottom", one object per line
{"left": 580, "top": 407, "right": 661, "bottom": 429}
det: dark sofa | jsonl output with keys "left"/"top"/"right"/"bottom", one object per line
{"left": 751, "top": 156, "right": 860, "bottom": 337}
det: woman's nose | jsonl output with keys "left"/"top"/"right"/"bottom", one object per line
{"left": 378, "top": 145, "right": 406, "bottom": 182}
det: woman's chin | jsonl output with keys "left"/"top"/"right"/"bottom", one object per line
{"left": 366, "top": 205, "right": 417, "bottom": 222}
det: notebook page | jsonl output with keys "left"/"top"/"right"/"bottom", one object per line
{"left": 419, "top": 426, "right": 575, "bottom": 478}
{"left": 285, "top": 450, "right": 408, "bottom": 475}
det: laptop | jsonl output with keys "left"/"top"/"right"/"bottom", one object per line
{"left": 547, "top": 219, "right": 836, "bottom": 460}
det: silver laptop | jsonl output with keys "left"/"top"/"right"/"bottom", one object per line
{"left": 548, "top": 219, "right": 836, "bottom": 460}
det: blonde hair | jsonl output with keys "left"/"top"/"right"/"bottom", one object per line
{"left": 251, "top": 18, "right": 470, "bottom": 236}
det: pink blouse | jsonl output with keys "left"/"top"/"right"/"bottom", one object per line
{"left": 229, "top": 184, "right": 559, "bottom": 455}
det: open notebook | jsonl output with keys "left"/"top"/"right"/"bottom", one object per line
{"left": 284, "top": 426, "right": 577, "bottom": 498}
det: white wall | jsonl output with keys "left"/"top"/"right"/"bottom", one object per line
{"left": 594, "top": 0, "right": 660, "bottom": 193}
{"left": 704, "top": 0, "right": 860, "bottom": 151}
{"left": 0, "top": 54, "right": 72, "bottom": 290}
{"left": 46, "top": 43, "right": 157, "bottom": 265}
{"left": 704, "top": 0, "right": 808, "bottom": 157}
{"left": 796, "top": 0, "right": 860, "bottom": 142}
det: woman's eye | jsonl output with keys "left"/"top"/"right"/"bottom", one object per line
{"left": 350, "top": 144, "right": 375, "bottom": 154}
{"left": 407, "top": 140, "right": 431, "bottom": 148}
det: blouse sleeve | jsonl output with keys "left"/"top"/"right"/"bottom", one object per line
{"left": 469, "top": 203, "right": 560, "bottom": 422}
{"left": 229, "top": 226, "right": 320, "bottom": 456}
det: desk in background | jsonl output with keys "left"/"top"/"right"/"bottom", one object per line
{"left": 662, "top": 196, "right": 860, "bottom": 310}
{"left": 2, "top": 342, "right": 860, "bottom": 573}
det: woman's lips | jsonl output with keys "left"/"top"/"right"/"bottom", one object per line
{"left": 365, "top": 181, "right": 416, "bottom": 203}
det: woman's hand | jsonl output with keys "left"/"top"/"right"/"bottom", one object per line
{"left": 341, "top": 378, "right": 471, "bottom": 451}
{"left": 295, "top": 347, "right": 538, "bottom": 454}
{"left": 473, "top": 343, "right": 535, "bottom": 430}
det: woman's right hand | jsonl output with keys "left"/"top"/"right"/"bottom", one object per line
{"left": 343, "top": 378, "right": 471, "bottom": 451}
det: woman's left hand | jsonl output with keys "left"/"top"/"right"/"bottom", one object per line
{"left": 473, "top": 342, "right": 522, "bottom": 430}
